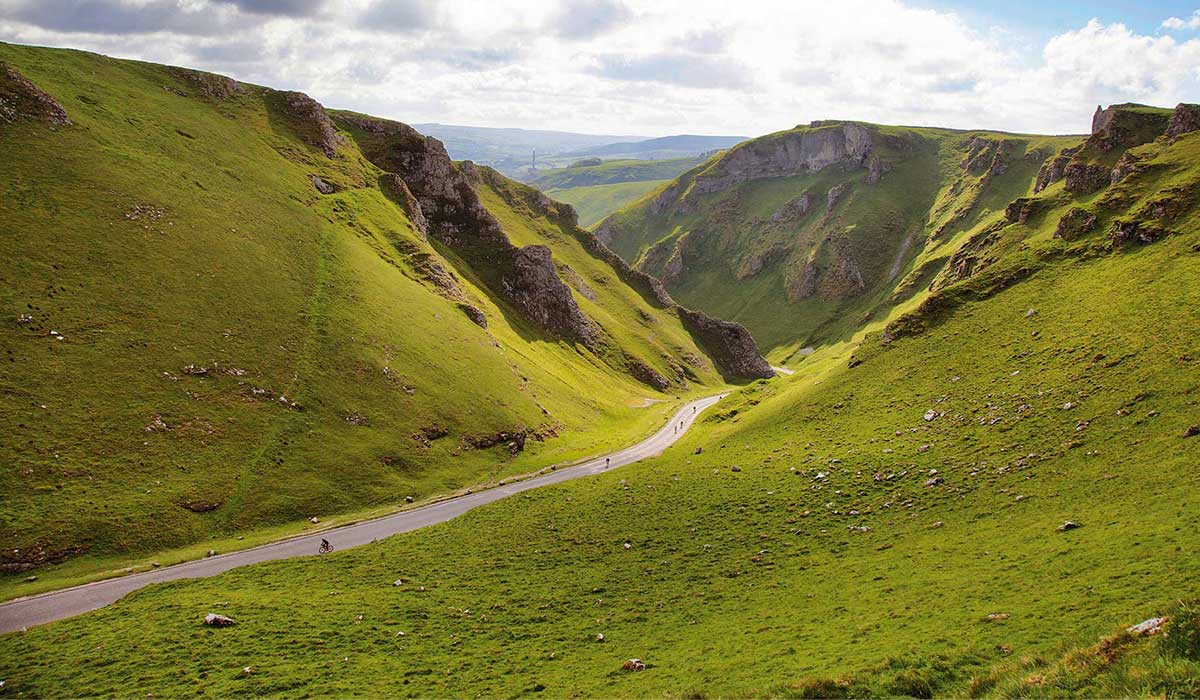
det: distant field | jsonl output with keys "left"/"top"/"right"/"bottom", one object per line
{"left": 533, "top": 156, "right": 705, "bottom": 227}
{"left": 546, "top": 179, "right": 669, "bottom": 227}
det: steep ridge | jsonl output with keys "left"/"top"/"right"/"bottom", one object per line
{"left": 0, "top": 43, "right": 767, "bottom": 587}
{"left": 596, "top": 120, "right": 1080, "bottom": 354}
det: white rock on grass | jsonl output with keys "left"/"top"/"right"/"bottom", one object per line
{"left": 204, "top": 613, "right": 235, "bottom": 627}
{"left": 1127, "top": 617, "right": 1167, "bottom": 636}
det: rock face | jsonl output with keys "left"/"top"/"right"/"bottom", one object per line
{"left": 1166, "top": 103, "right": 1200, "bottom": 140}
{"left": 1004, "top": 198, "right": 1041, "bottom": 224}
{"left": 1054, "top": 208, "right": 1097, "bottom": 241}
{"left": 1109, "top": 219, "right": 1167, "bottom": 246}
{"left": 0, "top": 62, "right": 71, "bottom": 127}
{"left": 960, "top": 136, "right": 1013, "bottom": 176}
{"left": 1034, "top": 147, "right": 1078, "bottom": 193}
{"left": 505, "top": 245, "right": 600, "bottom": 346}
{"left": 1037, "top": 105, "right": 1173, "bottom": 195}
{"left": 457, "top": 303, "right": 487, "bottom": 328}
{"left": 770, "top": 192, "right": 811, "bottom": 222}
{"left": 628, "top": 359, "right": 670, "bottom": 390}
{"left": 169, "top": 67, "right": 242, "bottom": 100}
{"left": 678, "top": 308, "right": 774, "bottom": 380}
{"left": 335, "top": 113, "right": 602, "bottom": 348}
{"left": 379, "top": 173, "right": 429, "bottom": 238}
{"left": 279, "top": 91, "right": 341, "bottom": 158}
{"left": 689, "top": 122, "right": 875, "bottom": 195}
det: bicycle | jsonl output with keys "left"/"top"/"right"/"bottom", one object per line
{"left": 318, "top": 539, "right": 333, "bottom": 554}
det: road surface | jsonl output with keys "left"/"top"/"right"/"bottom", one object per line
{"left": 0, "top": 393, "right": 726, "bottom": 634}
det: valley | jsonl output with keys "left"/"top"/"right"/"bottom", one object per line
{"left": 1, "top": 19, "right": 1199, "bottom": 700}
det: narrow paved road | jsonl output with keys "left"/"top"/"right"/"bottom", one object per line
{"left": 0, "top": 394, "right": 726, "bottom": 634}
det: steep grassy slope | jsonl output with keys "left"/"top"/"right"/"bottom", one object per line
{"left": 3, "top": 106, "right": 1198, "bottom": 697}
{"left": 0, "top": 43, "right": 755, "bottom": 597}
{"left": 596, "top": 121, "right": 1080, "bottom": 355}
{"left": 531, "top": 157, "right": 704, "bottom": 227}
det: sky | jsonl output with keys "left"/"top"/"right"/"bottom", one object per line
{"left": 1, "top": 0, "right": 1199, "bottom": 138}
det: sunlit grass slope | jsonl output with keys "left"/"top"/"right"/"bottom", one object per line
{"left": 0, "top": 43, "right": 726, "bottom": 597}
{"left": 3, "top": 111, "right": 1198, "bottom": 698}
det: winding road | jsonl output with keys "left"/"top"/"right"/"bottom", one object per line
{"left": 0, "top": 393, "right": 726, "bottom": 635}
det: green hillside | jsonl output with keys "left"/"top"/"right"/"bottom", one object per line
{"left": 595, "top": 120, "right": 1085, "bottom": 355}
{"left": 0, "top": 43, "right": 763, "bottom": 597}
{"left": 3, "top": 96, "right": 1199, "bottom": 697}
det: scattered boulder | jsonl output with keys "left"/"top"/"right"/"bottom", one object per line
{"left": 0, "top": 61, "right": 71, "bottom": 127}
{"left": 1184, "top": 425, "right": 1199, "bottom": 438}
{"left": 178, "top": 500, "right": 221, "bottom": 513}
{"left": 985, "top": 612, "right": 1010, "bottom": 622}
{"left": 1127, "top": 616, "right": 1168, "bottom": 637}
{"left": 309, "top": 516, "right": 319, "bottom": 524}
{"left": 622, "top": 659, "right": 646, "bottom": 672}
{"left": 1056, "top": 520, "right": 1083, "bottom": 532}
{"left": 204, "top": 613, "right": 235, "bottom": 627}
{"left": 311, "top": 175, "right": 335, "bottom": 194}
{"left": 457, "top": 303, "right": 487, "bottom": 328}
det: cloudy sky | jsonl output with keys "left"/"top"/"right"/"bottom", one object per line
{"left": 1, "top": 0, "right": 1199, "bottom": 138}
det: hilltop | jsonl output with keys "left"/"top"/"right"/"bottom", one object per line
{"left": 564, "top": 133, "right": 747, "bottom": 159}
{"left": 596, "top": 119, "right": 1094, "bottom": 353}
{"left": 0, "top": 43, "right": 769, "bottom": 596}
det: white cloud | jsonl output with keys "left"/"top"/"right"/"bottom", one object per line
{"left": 0, "top": 0, "right": 1198, "bottom": 137}
{"left": 1163, "top": 11, "right": 1200, "bottom": 31}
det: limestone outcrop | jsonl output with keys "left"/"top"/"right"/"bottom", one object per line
{"left": 0, "top": 62, "right": 70, "bottom": 127}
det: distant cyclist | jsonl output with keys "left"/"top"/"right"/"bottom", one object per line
{"left": 319, "top": 538, "right": 332, "bottom": 554}
{"left": 605, "top": 457, "right": 610, "bottom": 468}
